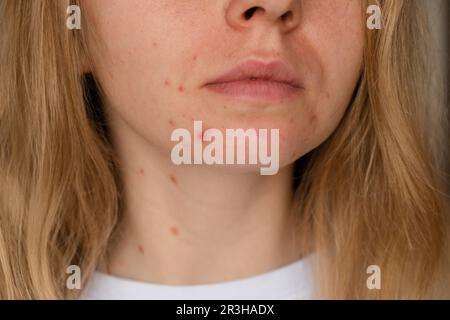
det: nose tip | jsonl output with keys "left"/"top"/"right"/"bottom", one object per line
{"left": 225, "top": 0, "right": 301, "bottom": 33}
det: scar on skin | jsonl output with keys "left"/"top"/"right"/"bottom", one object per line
{"left": 169, "top": 174, "right": 178, "bottom": 185}
{"left": 138, "top": 245, "right": 144, "bottom": 254}
{"left": 170, "top": 226, "right": 179, "bottom": 236}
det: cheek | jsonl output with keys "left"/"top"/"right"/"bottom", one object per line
{"left": 85, "top": 2, "right": 208, "bottom": 149}
{"left": 281, "top": 3, "right": 363, "bottom": 164}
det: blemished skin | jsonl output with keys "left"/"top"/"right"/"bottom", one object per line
{"left": 83, "top": 0, "right": 364, "bottom": 285}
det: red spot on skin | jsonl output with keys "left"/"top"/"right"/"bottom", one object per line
{"left": 139, "top": 168, "right": 145, "bottom": 175}
{"left": 170, "top": 226, "right": 179, "bottom": 236}
{"left": 198, "top": 128, "right": 208, "bottom": 141}
{"left": 178, "top": 85, "right": 184, "bottom": 93}
{"left": 289, "top": 117, "right": 294, "bottom": 124}
{"left": 169, "top": 174, "right": 178, "bottom": 185}
{"left": 223, "top": 105, "right": 228, "bottom": 110}
{"left": 138, "top": 245, "right": 144, "bottom": 254}
{"left": 152, "top": 42, "right": 157, "bottom": 47}
{"left": 164, "top": 80, "right": 171, "bottom": 87}
{"left": 193, "top": 55, "right": 197, "bottom": 61}
{"left": 169, "top": 119, "right": 175, "bottom": 127}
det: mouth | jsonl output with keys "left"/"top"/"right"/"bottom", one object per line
{"left": 203, "top": 60, "right": 303, "bottom": 102}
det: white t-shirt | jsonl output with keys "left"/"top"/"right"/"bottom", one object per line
{"left": 81, "top": 257, "right": 313, "bottom": 300}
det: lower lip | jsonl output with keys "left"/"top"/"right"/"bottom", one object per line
{"left": 204, "top": 79, "right": 302, "bottom": 102}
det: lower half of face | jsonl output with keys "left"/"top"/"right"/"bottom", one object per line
{"left": 84, "top": 0, "right": 364, "bottom": 171}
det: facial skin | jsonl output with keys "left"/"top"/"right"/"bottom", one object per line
{"left": 85, "top": 0, "right": 363, "bottom": 169}
{"left": 83, "top": 0, "right": 364, "bottom": 285}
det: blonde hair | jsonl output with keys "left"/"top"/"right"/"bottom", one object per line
{"left": 0, "top": 0, "right": 448, "bottom": 299}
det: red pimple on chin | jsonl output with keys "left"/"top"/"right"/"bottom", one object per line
{"left": 169, "top": 174, "right": 178, "bottom": 185}
{"left": 164, "top": 80, "right": 171, "bottom": 87}
{"left": 178, "top": 85, "right": 184, "bottom": 93}
{"left": 198, "top": 129, "right": 208, "bottom": 142}
{"left": 138, "top": 245, "right": 144, "bottom": 254}
{"left": 170, "top": 226, "right": 179, "bottom": 236}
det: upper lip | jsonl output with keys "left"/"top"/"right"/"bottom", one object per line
{"left": 204, "top": 60, "right": 302, "bottom": 89}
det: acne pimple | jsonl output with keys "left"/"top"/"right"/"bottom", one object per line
{"left": 152, "top": 42, "right": 157, "bottom": 47}
{"left": 139, "top": 168, "right": 145, "bottom": 175}
{"left": 169, "top": 174, "right": 178, "bottom": 185}
{"left": 170, "top": 226, "right": 179, "bottom": 236}
{"left": 164, "top": 80, "right": 171, "bottom": 87}
{"left": 169, "top": 119, "right": 175, "bottom": 127}
{"left": 198, "top": 128, "right": 207, "bottom": 142}
{"left": 178, "top": 85, "right": 185, "bottom": 93}
{"left": 138, "top": 245, "right": 144, "bottom": 254}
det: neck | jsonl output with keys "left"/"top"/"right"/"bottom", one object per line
{"left": 105, "top": 113, "right": 303, "bottom": 285}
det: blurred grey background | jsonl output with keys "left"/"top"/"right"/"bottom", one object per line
{"left": 426, "top": 0, "right": 448, "bottom": 86}
{"left": 425, "top": 0, "right": 449, "bottom": 192}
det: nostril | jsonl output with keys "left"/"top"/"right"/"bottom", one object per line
{"left": 243, "top": 7, "right": 262, "bottom": 20}
{"left": 242, "top": 7, "right": 295, "bottom": 25}
{"left": 280, "top": 11, "right": 294, "bottom": 23}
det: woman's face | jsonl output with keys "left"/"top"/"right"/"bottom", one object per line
{"left": 84, "top": 0, "right": 364, "bottom": 170}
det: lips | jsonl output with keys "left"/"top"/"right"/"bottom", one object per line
{"left": 203, "top": 60, "right": 303, "bottom": 102}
